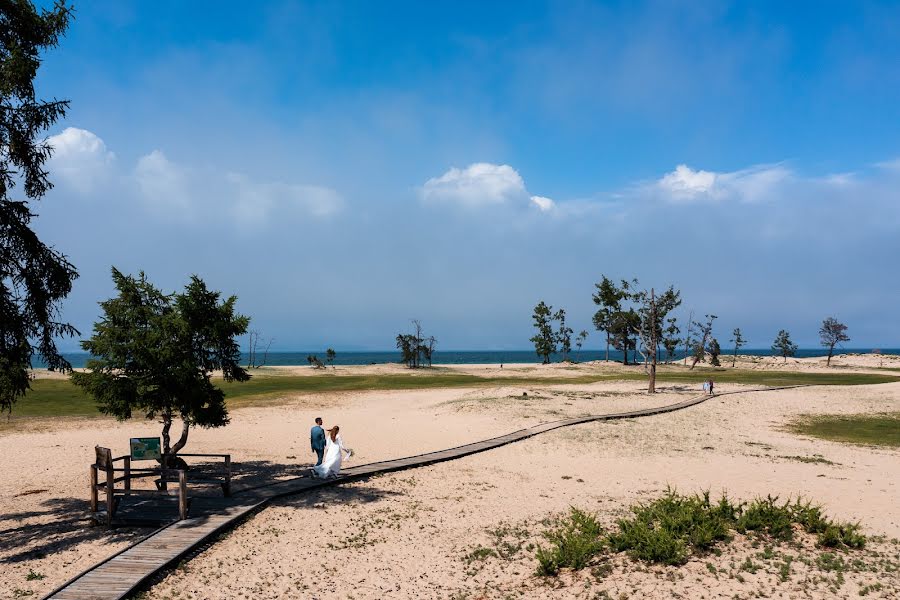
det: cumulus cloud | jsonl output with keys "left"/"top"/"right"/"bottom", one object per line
{"left": 421, "top": 162, "right": 555, "bottom": 213}
{"left": 46, "top": 127, "right": 116, "bottom": 193}
{"left": 530, "top": 195, "right": 556, "bottom": 212}
{"left": 656, "top": 163, "right": 791, "bottom": 203}
{"left": 44, "top": 128, "right": 343, "bottom": 227}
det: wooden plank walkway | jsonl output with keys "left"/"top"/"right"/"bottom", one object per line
{"left": 43, "top": 386, "right": 797, "bottom": 600}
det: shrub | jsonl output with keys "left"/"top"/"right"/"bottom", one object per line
{"left": 535, "top": 508, "right": 605, "bottom": 575}
{"left": 534, "top": 490, "right": 867, "bottom": 576}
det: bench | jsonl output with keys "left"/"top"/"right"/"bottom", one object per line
{"left": 90, "top": 446, "right": 231, "bottom": 525}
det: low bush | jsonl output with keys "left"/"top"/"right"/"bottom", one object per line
{"left": 534, "top": 489, "right": 866, "bottom": 576}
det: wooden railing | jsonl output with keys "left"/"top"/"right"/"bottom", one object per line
{"left": 90, "top": 447, "right": 231, "bottom": 525}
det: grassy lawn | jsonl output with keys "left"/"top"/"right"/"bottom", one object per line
{"left": 6, "top": 368, "right": 897, "bottom": 419}
{"left": 788, "top": 413, "right": 900, "bottom": 447}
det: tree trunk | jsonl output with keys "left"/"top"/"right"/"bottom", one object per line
{"left": 171, "top": 418, "right": 190, "bottom": 455}
{"left": 161, "top": 410, "right": 173, "bottom": 455}
{"left": 605, "top": 333, "right": 610, "bottom": 362}
{"left": 827, "top": 345, "right": 834, "bottom": 366}
{"left": 732, "top": 347, "right": 737, "bottom": 367}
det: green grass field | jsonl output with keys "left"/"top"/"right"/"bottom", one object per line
{"left": 788, "top": 413, "right": 900, "bottom": 447}
{"left": 7, "top": 368, "right": 897, "bottom": 419}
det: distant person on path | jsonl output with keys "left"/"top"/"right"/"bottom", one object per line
{"left": 708, "top": 379, "right": 714, "bottom": 395}
{"left": 702, "top": 381, "right": 709, "bottom": 395}
{"left": 311, "top": 425, "right": 352, "bottom": 478}
{"left": 310, "top": 417, "right": 326, "bottom": 466}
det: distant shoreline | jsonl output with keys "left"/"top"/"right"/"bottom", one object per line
{"left": 36, "top": 348, "right": 900, "bottom": 369}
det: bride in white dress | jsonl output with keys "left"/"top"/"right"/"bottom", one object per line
{"left": 311, "top": 425, "right": 351, "bottom": 478}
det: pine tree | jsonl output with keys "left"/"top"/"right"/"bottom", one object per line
{"left": 71, "top": 269, "right": 250, "bottom": 461}
{"left": 729, "top": 328, "right": 746, "bottom": 367}
{"left": 772, "top": 330, "right": 798, "bottom": 363}
{"left": 819, "top": 317, "right": 849, "bottom": 366}
{"left": 1, "top": 1, "right": 78, "bottom": 413}
{"left": 530, "top": 301, "right": 556, "bottom": 364}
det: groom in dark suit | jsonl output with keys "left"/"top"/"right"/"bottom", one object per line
{"left": 310, "top": 417, "right": 326, "bottom": 466}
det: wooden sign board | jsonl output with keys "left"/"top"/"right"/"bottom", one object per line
{"left": 130, "top": 437, "right": 162, "bottom": 461}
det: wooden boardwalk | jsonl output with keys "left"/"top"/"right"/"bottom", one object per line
{"left": 43, "top": 387, "right": 785, "bottom": 600}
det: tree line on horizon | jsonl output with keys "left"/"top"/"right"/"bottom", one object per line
{"left": 530, "top": 276, "right": 853, "bottom": 392}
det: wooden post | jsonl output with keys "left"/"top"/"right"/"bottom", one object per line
{"left": 124, "top": 456, "right": 131, "bottom": 491}
{"left": 105, "top": 464, "right": 114, "bottom": 526}
{"left": 178, "top": 470, "right": 187, "bottom": 520}
{"left": 90, "top": 465, "right": 98, "bottom": 514}
{"left": 224, "top": 455, "right": 231, "bottom": 497}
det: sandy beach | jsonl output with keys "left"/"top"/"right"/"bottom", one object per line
{"left": 2, "top": 361, "right": 899, "bottom": 599}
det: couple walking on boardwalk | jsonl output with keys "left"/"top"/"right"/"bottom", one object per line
{"left": 309, "top": 417, "right": 352, "bottom": 478}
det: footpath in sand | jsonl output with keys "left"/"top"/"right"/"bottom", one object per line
{"left": 2, "top": 363, "right": 899, "bottom": 599}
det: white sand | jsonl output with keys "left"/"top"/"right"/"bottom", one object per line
{"left": 2, "top": 367, "right": 899, "bottom": 599}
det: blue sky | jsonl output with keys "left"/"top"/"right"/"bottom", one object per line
{"left": 31, "top": 1, "right": 900, "bottom": 350}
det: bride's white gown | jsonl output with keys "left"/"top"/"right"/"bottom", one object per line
{"left": 312, "top": 434, "right": 349, "bottom": 478}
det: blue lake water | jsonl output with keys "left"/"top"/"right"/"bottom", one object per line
{"left": 43, "top": 348, "right": 900, "bottom": 369}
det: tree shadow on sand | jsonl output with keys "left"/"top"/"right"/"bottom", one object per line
{"left": 0, "top": 496, "right": 144, "bottom": 564}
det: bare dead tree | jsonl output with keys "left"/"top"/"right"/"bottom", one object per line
{"left": 246, "top": 330, "right": 260, "bottom": 368}
{"left": 682, "top": 310, "right": 694, "bottom": 366}
{"left": 259, "top": 337, "right": 274, "bottom": 367}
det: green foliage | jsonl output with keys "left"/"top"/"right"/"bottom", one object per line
{"left": 554, "top": 308, "right": 574, "bottom": 361}
{"left": 396, "top": 320, "right": 435, "bottom": 368}
{"left": 662, "top": 317, "right": 681, "bottom": 363}
{"left": 788, "top": 413, "right": 900, "bottom": 447}
{"left": 608, "top": 490, "right": 733, "bottom": 565}
{"left": 0, "top": 0, "right": 77, "bottom": 414}
{"left": 592, "top": 276, "right": 627, "bottom": 361}
{"left": 819, "top": 317, "right": 850, "bottom": 365}
{"left": 535, "top": 508, "right": 605, "bottom": 575}
{"left": 536, "top": 490, "right": 867, "bottom": 576}
{"left": 708, "top": 338, "right": 721, "bottom": 367}
{"left": 325, "top": 348, "right": 336, "bottom": 368}
{"left": 730, "top": 327, "right": 746, "bottom": 367}
{"left": 71, "top": 268, "right": 249, "bottom": 455}
{"left": 772, "top": 329, "right": 799, "bottom": 362}
{"left": 530, "top": 301, "right": 556, "bottom": 364}
{"left": 689, "top": 314, "right": 717, "bottom": 369}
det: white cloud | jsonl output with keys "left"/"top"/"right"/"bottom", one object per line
{"left": 422, "top": 162, "right": 557, "bottom": 216}
{"left": 421, "top": 163, "right": 528, "bottom": 207}
{"left": 126, "top": 146, "right": 343, "bottom": 226}
{"left": 655, "top": 163, "right": 791, "bottom": 203}
{"left": 134, "top": 150, "right": 193, "bottom": 213}
{"left": 228, "top": 174, "right": 343, "bottom": 226}
{"left": 46, "top": 127, "right": 115, "bottom": 193}
{"left": 530, "top": 195, "right": 556, "bottom": 212}
{"left": 875, "top": 157, "right": 900, "bottom": 171}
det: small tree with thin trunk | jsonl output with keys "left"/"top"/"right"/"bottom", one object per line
{"left": 662, "top": 317, "right": 680, "bottom": 364}
{"left": 708, "top": 338, "right": 721, "bottom": 367}
{"left": 530, "top": 301, "right": 556, "bottom": 364}
{"left": 554, "top": 308, "right": 573, "bottom": 362}
{"left": 575, "top": 330, "right": 588, "bottom": 361}
{"left": 819, "top": 317, "right": 849, "bottom": 366}
{"left": 592, "top": 276, "right": 627, "bottom": 362}
{"left": 689, "top": 314, "right": 717, "bottom": 370}
{"left": 772, "top": 329, "right": 798, "bottom": 363}
{"left": 326, "top": 348, "right": 336, "bottom": 369}
{"left": 730, "top": 328, "right": 745, "bottom": 367}
{"left": 635, "top": 286, "right": 682, "bottom": 392}
{"left": 72, "top": 268, "right": 250, "bottom": 464}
